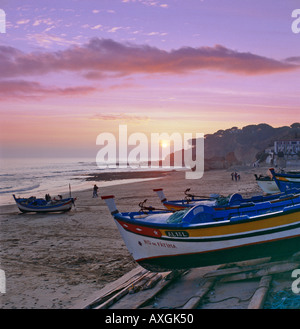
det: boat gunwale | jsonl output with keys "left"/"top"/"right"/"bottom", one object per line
{"left": 273, "top": 172, "right": 300, "bottom": 178}
{"left": 115, "top": 215, "right": 300, "bottom": 244}
{"left": 163, "top": 191, "right": 300, "bottom": 207}
{"left": 113, "top": 201, "right": 300, "bottom": 231}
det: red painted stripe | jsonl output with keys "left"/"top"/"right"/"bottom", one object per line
{"left": 101, "top": 195, "right": 115, "bottom": 199}
{"left": 116, "top": 219, "right": 162, "bottom": 238}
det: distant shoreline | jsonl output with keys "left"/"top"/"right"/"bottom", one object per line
{"left": 83, "top": 170, "right": 175, "bottom": 182}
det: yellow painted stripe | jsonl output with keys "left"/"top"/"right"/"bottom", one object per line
{"left": 161, "top": 211, "right": 300, "bottom": 238}
{"left": 276, "top": 177, "right": 289, "bottom": 182}
{"left": 164, "top": 204, "right": 187, "bottom": 211}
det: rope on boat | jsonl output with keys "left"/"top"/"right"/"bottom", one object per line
{"left": 184, "top": 188, "right": 215, "bottom": 200}
{"left": 138, "top": 199, "right": 172, "bottom": 213}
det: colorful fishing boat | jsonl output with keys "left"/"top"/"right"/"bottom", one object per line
{"left": 254, "top": 174, "right": 280, "bottom": 194}
{"left": 153, "top": 187, "right": 299, "bottom": 211}
{"left": 153, "top": 188, "right": 218, "bottom": 211}
{"left": 102, "top": 191, "right": 300, "bottom": 272}
{"left": 13, "top": 194, "right": 76, "bottom": 213}
{"left": 269, "top": 168, "right": 300, "bottom": 191}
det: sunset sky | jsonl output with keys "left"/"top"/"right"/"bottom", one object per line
{"left": 0, "top": 0, "right": 299, "bottom": 158}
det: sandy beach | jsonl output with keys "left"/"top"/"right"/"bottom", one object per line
{"left": 0, "top": 167, "right": 267, "bottom": 309}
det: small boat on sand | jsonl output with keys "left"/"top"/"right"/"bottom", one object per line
{"left": 102, "top": 190, "right": 300, "bottom": 272}
{"left": 269, "top": 168, "right": 300, "bottom": 191}
{"left": 13, "top": 194, "right": 76, "bottom": 213}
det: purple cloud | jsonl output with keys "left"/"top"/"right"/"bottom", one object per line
{"left": 0, "top": 38, "right": 298, "bottom": 80}
{"left": 0, "top": 79, "right": 97, "bottom": 99}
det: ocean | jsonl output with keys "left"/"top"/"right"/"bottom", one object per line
{"left": 0, "top": 157, "right": 160, "bottom": 206}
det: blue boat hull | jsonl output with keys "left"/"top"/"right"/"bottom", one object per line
{"left": 269, "top": 168, "right": 300, "bottom": 192}
{"left": 274, "top": 180, "right": 300, "bottom": 191}
{"left": 13, "top": 194, "right": 75, "bottom": 213}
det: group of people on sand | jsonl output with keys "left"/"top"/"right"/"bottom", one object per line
{"left": 231, "top": 172, "right": 240, "bottom": 181}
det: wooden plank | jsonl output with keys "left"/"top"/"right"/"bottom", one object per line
{"left": 248, "top": 276, "right": 272, "bottom": 309}
{"left": 109, "top": 270, "right": 185, "bottom": 309}
{"left": 220, "top": 261, "right": 300, "bottom": 283}
{"left": 182, "top": 278, "right": 216, "bottom": 309}
{"left": 128, "top": 272, "right": 158, "bottom": 294}
{"left": 204, "top": 259, "right": 276, "bottom": 278}
{"left": 204, "top": 259, "right": 300, "bottom": 282}
{"left": 95, "top": 284, "right": 132, "bottom": 309}
{"left": 95, "top": 270, "right": 153, "bottom": 309}
{"left": 133, "top": 271, "right": 184, "bottom": 309}
{"left": 143, "top": 273, "right": 163, "bottom": 290}
{"left": 72, "top": 266, "right": 146, "bottom": 309}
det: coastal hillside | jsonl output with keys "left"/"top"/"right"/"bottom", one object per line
{"left": 203, "top": 123, "right": 300, "bottom": 169}
{"left": 167, "top": 123, "right": 300, "bottom": 170}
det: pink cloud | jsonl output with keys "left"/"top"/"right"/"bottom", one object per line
{"left": 90, "top": 113, "right": 149, "bottom": 121}
{"left": 0, "top": 80, "right": 97, "bottom": 100}
{"left": 0, "top": 38, "right": 298, "bottom": 80}
{"left": 0, "top": 39, "right": 298, "bottom": 101}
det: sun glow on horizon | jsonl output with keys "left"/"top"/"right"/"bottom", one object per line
{"left": 161, "top": 140, "right": 169, "bottom": 149}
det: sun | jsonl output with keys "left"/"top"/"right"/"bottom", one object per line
{"left": 161, "top": 140, "right": 169, "bottom": 148}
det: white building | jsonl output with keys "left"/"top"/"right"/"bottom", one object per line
{"left": 274, "top": 140, "right": 300, "bottom": 156}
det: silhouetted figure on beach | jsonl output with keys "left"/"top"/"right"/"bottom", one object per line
{"left": 93, "top": 184, "right": 99, "bottom": 198}
{"left": 45, "top": 194, "right": 51, "bottom": 202}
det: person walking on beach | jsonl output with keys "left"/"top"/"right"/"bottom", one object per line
{"left": 93, "top": 184, "right": 99, "bottom": 198}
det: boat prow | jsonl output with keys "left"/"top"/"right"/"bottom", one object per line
{"left": 254, "top": 173, "right": 280, "bottom": 194}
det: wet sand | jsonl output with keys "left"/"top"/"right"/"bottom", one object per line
{"left": 0, "top": 167, "right": 266, "bottom": 308}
